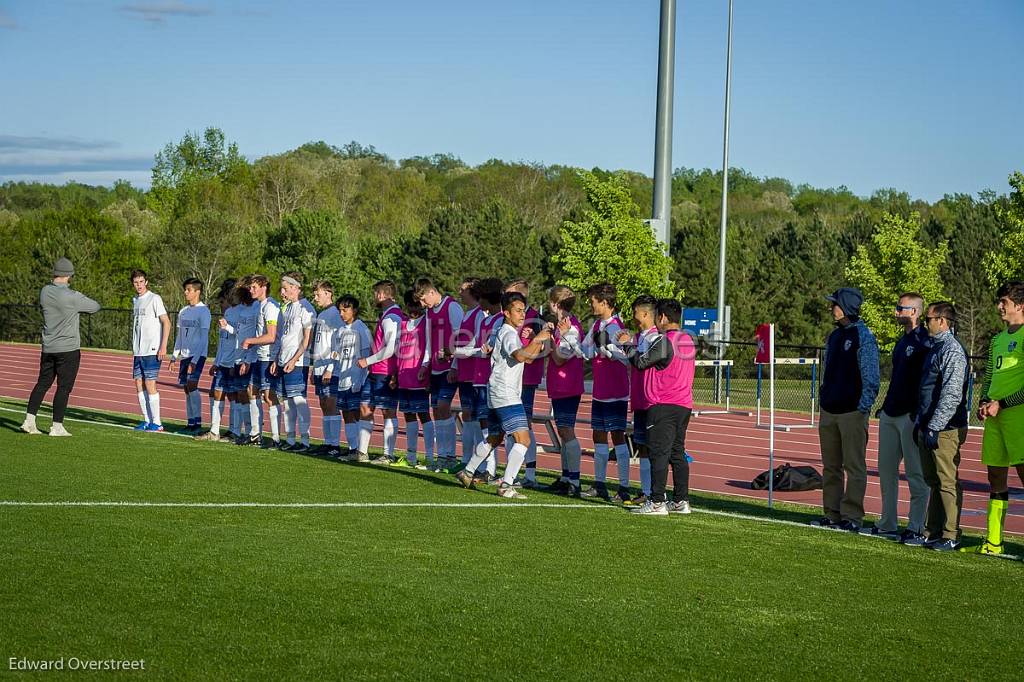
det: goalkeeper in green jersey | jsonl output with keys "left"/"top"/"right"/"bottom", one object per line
{"left": 968, "top": 281, "right": 1024, "bottom": 556}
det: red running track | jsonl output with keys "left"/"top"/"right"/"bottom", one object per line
{"left": 2, "top": 343, "right": 1021, "bottom": 535}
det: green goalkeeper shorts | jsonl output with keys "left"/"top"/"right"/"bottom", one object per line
{"left": 982, "top": 404, "right": 1024, "bottom": 467}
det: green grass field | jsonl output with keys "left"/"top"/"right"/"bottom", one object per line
{"left": 2, "top": 400, "right": 1022, "bottom": 680}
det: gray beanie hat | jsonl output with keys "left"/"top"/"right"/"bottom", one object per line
{"left": 53, "top": 257, "right": 75, "bottom": 277}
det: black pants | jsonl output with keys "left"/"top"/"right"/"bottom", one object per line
{"left": 647, "top": 404, "right": 692, "bottom": 503}
{"left": 27, "top": 350, "right": 81, "bottom": 424}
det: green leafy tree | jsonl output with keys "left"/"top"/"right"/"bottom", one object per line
{"left": 150, "top": 127, "right": 251, "bottom": 221}
{"left": 552, "top": 171, "right": 678, "bottom": 313}
{"left": 845, "top": 212, "right": 949, "bottom": 350}
{"left": 984, "top": 171, "right": 1024, "bottom": 287}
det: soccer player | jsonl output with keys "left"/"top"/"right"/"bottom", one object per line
{"left": 449, "top": 277, "right": 484, "bottom": 467}
{"left": 396, "top": 289, "right": 434, "bottom": 468}
{"left": 617, "top": 294, "right": 660, "bottom": 506}
{"left": 627, "top": 299, "right": 697, "bottom": 516}
{"left": 197, "top": 279, "right": 242, "bottom": 442}
{"left": 415, "top": 277, "right": 464, "bottom": 473}
{"left": 22, "top": 258, "right": 100, "bottom": 437}
{"left": 576, "top": 283, "right": 631, "bottom": 502}
{"left": 242, "top": 274, "right": 282, "bottom": 447}
{"left": 915, "top": 301, "right": 969, "bottom": 551}
{"left": 456, "top": 292, "right": 552, "bottom": 498}
{"left": 357, "top": 280, "right": 405, "bottom": 464}
{"left": 543, "top": 285, "right": 585, "bottom": 496}
{"left": 311, "top": 281, "right": 343, "bottom": 456}
{"left": 863, "top": 293, "right": 931, "bottom": 543}
{"left": 130, "top": 269, "right": 171, "bottom": 432}
{"left": 227, "top": 278, "right": 259, "bottom": 445}
{"left": 271, "top": 272, "right": 315, "bottom": 452}
{"left": 334, "top": 295, "right": 373, "bottom": 462}
{"left": 967, "top": 281, "right": 1024, "bottom": 555}
{"left": 172, "top": 278, "right": 212, "bottom": 435}
{"left": 504, "top": 279, "right": 544, "bottom": 487}
{"left": 813, "top": 287, "right": 880, "bottom": 532}
{"left": 452, "top": 277, "right": 505, "bottom": 482}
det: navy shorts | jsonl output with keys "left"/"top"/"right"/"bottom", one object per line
{"left": 132, "top": 355, "right": 161, "bottom": 381}
{"left": 592, "top": 399, "right": 628, "bottom": 433}
{"left": 429, "top": 372, "right": 457, "bottom": 407}
{"left": 457, "top": 382, "right": 477, "bottom": 422}
{"left": 551, "top": 395, "right": 582, "bottom": 429}
{"left": 369, "top": 374, "right": 398, "bottom": 411}
{"left": 210, "top": 366, "right": 226, "bottom": 394}
{"left": 399, "top": 388, "right": 430, "bottom": 414}
{"left": 223, "top": 364, "right": 252, "bottom": 394}
{"left": 473, "top": 385, "right": 490, "bottom": 422}
{"left": 632, "top": 409, "right": 648, "bottom": 446}
{"left": 250, "top": 360, "right": 274, "bottom": 392}
{"left": 313, "top": 373, "right": 339, "bottom": 398}
{"left": 521, "top": 384, "right": 538, "bottom": 420}
{"left": 276, "top": 366, "right": 309, "bottom": 399}
{"left": 176, "top": 356, "right": 206, "bottom": 387}
{"left": 338, "top": 382, "right": 371, "bottom": 412}
{"left": 487, "top": 404, "right": 530, "bottom": 436}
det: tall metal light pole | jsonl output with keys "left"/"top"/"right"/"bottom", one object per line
{"left": 651, "top": 0, "right": 676, "bottom": 253}
{"left": 715, "top": 0, "right": 734, "bottom": 347}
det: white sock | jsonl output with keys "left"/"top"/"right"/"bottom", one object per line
{"left": 282, "top": 400, "right": 295, "bottom": 444}
{"left": 249, "top": 401, "right": 260, "bottom": 437}
{"left": 525, "top": 430, "right": 537, "bottom": 482}
{"left": 406, "top": 419, "right": 419, "bottom": 464}
{"left": 439, "top": 417, "right": 456, "bottom": 459}
{"left": 615, "top": 443, "right": 631, "bottom": 488}
{"left": 137, "top": 391, "right": 150, "bottom": 423}
{"left": 594, "top": 443, "right": 609, "bottom": 484}
{"left": 148, "top": 392, "right": 161, "bottom": 426}
{"left": 423, "top": 420, "right": 435, "bottom": 464}
{"left": 254, "top": 396, "right": 264, "bottom": 433}
{"left": 503, "top": 442, "right": 528, "bottom": 485}
{"left": 383, "top": 417, "right": 399, "bottom": 457}
{"left": 565, "top": 439, "right": 582, "bottom": 485}
{"left": 191, "top": 390, "right": 203, "bottom": 424}
{"left": 210, "top": 398, "right": 222, "bottom": 432}
{"left": 268, "top": 402, "right": 280, "bottom": 442}
{"left": 359, "top": 419, "right": 373, "bottom": 454}
{"left": 640, "top": 458, "right": 652, "bottom": 496}
{"left": 465, "top": 439, "right": 494, "bottom": 476}
{"left": 293, "top": 396, "right": 310, "bottom": 445}
{"left": 330, "top": 415, "right": 343, "bottom": 446}
{"left": 485, "top": 449, "right": 497, "bottom": 476}
{"left": 184, "top": 391, "right": 194, "bottom": 423}
{"left": 345, "top": 421, "right": 360, "bottom": 450}
{"left": 230, "top": 401, "right": 241, "bottom": 435}
{"left": 461, "top": 421, "right": 481, "bottom": 463}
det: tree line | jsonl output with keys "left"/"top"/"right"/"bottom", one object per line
{"left": 1, "top": 127, "right": 1021, "bottom": 357}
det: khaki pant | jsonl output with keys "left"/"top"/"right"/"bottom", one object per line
{"left": 919, "top": 428, "right": 967, "bottom": 541}
{"left": 877, "top": 411, "right": 929, "bottom": 534}
{"left": 818, "top": 409, "right": 869, "bottom": 524}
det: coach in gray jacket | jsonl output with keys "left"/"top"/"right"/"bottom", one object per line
{"left": 20, "top": 258, "right": 101, "bottom": 437}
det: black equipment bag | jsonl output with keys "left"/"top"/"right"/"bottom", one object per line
{"left": 750, "top": 463, "right": 822, "bottom": 491}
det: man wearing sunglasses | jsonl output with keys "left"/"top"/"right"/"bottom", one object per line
{"left": 915, "top": 302, "right": 970, "bottom": 552}
{"left": 863, "top": 294, "right": 932, "bottom": 543}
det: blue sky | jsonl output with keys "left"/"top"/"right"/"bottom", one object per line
{"left": 1, "top": 0, "right": 1021, "bottom": 201}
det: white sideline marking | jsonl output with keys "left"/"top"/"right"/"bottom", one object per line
{"left": 0, "top": 500, "right": 611, "bottom": 510}
{"left": 0, "top": 406, "right": 195, "bottom": 439}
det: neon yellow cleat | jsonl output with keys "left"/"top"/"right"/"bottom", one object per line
{"left": 960, "top": 541, "right": 1004, "bottom": 555}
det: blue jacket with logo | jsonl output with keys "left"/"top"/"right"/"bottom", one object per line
{"left": 917, "top": 329, "right": 969, "bottom": 431}
{"left": 820, "top": 319, "right": 880, "bottom": 415}
{"left": 881, "top": 325, "right": 932, "bottom": 418}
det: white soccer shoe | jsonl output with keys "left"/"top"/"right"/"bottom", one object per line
{"left": 497, "top": 483, "right": 527, "bottom": 499}
{"left": 630, "top": 499, "right": 668, "bottom": 516}
{"left": 20, "top": 418, "right": 42, "bottom": 435}
{"left": 48, "top": 423, "right": 72, "bottom": 437}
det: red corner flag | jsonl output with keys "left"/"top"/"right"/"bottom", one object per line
{"left": 755, "top": 324, "right": 772, "bottom": 364}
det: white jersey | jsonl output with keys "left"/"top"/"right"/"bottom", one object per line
{"left": 132, "top": 290, "right": 168, "bottom": 357}
{"left": 217, "top": 305, "right": 241, "bottom": 368}
{"left": 312, "top": 306, "right": 343, "bottom": 376}
{"left": 334, "top": 319, "right": 373, "bottom": 391}
{"left": 173, "top": 303, "right": 211, "bottom": 360}
{"left": 277, "top": 298, "right": 315, "bottom": 366}
{"left": 488, "top": 323, "right": 525, "bottom": 409}
{"left": 254, "top": 297, "right": 282, "bottom": 362}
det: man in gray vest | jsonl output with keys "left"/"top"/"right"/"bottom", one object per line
{"left": 20, "top": 258, "right": 101, "bottom": 436}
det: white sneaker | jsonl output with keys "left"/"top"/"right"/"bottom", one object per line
{"left": 668, "top": 500, "right": 691, "bottom": 514}
{"left": 20, "top": 418, "right": 42, "bottom": 435}
{"left": 48, "top": 423, "right": 72, "bottom": 437}
{"left": 630, "top": 500, "right": 668, "bottom": 515}
{"left": 497, "top": 483, "right": 527, "bottom": 499}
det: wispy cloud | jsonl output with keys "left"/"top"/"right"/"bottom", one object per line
{"left": 120, "top": 1, "right": 213, "bottom": 24}
{"left": 0, "top": 135, "right": 117, "bottom": 153}
{"left": 0, "top": 9, "right": 17, "bottom": 29}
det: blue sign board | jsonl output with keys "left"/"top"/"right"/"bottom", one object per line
{"left": 683, "top": 308, "right": 718, "bottom": 337}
